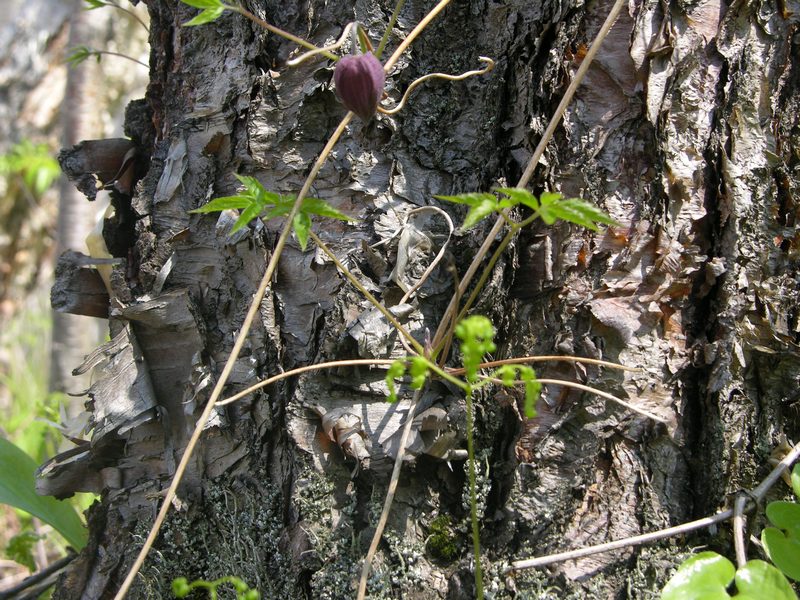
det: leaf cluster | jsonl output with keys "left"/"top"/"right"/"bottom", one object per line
{"left": 190, "top": 174, "right": 353, "bottom": 250}
{"left": 0, "top": 140, "right": 60, "bottom": 198}
{"left": 385, "top": 316, "right": 539, "bottom": 418}
{"left": 661, "top": 463, "right": 800, "bottom": 599}
{"left": 435, "top": 187, "right": 618, "bottom": 231}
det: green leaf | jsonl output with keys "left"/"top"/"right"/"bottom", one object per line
{"left": 83, "top": 0, "right": 106, "bottom": 9}
{"left": 495, "top": 187, "right": 539, "bottom": 210}
{"left": 300, "top": 197, "right": 355, "bottom": 222}
{"left": 6, "top": 531, "right": 42, "bottom": 571}
{"left": 462, "top": 198, "right": 500, "bottom": 229}
{"left": 734, "top": 560, "right": 797, "bottom": 599}
{"left": 189, "top": 196, "right": 251, "bottom": 213}
{"left": 454, "top": 316, "right": 496, "bottom": 384}
{"left": 385, "top": 360, "right": 408, "bottom": 403}
{"left": 792, "top": 464, "right": 800, "bottom": 500}
{"left": 767, "top": 501, "right": 800, "bottom": 537}
{"left": 661, "top": 551, "right": 735, "bottom": 600}
{"left": 434, "top": 192, "right": 499, "bottom": 229}
{"left": 539, "top": 197, "right": 618, "bottom": 231}
{"left": 180, "top": 0, "right": 225, "bottom": 9}
{"left": 763, "top": 526, "right": 800, "bottom": 581}
{"left": 409, "top": 357, "right": 430, "bottom": 389}
{"left": 183, "top": 6, "right": 225, "bottom": 26}
{"left": 492, "top": 364, "right": 540, "bottom": 418}
{"left": 293, "top": 212, "right": 311, "bottom": 250}
{"left": 230, "top": 203, "right": 263, "bottom": 234}
{"left": 0, "top": 437, "right": 86, "bottom": 550}
{"left": 65, "top": 45, "right": 97, "bottom": 66}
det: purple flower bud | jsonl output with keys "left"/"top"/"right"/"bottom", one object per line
{"left": 333, "top": 52, "right": 385, "bottom": 121}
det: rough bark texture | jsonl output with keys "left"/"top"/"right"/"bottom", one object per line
{"left": 48, "top": 0, "right": 800, "bottom": 598}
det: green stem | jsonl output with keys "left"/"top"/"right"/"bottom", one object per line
{"left": 465, "top": 387, "right": 483, "bottom": 599}
{"left": 94, "top": 49, "right": 148, "bottom": 68}
{"left": 375, "top": 0, "right": 407, "bottom": 59}
{"left": 424, "top": 360, "right": 470, "bottom": 392}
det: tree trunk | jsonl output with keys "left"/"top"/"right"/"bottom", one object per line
{"left": 48, "top": 0, "right": 800, "bottom": 598}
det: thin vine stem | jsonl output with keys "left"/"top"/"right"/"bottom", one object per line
{"left": 216, "top": 358, "right": 396, "bottom": 406}
{"left": 89, "top": 0, "right": 150, "bottom": 34}
{"left": 94, "top": 49, "right": 149, "bottom": 68}
{"left": 229, "top": 4, "right": 339, "bottom": 60}
{"left": 507, "top": 440, "right": 800, "bottom": 571}
{"left": 113, "top": 113, "right": 354, "bottom": 600}
{"left": 465, "top": 388, "right": 484, "bottom": 598}
{"left": 429, "top": 0, "right": 628, "bottom": 355}
{"left": 308, "top": 230, "right": 424, "bottom": 355}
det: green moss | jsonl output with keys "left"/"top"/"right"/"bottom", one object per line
{"left": 426, "top": 515, "right": 459, "bottom": 562}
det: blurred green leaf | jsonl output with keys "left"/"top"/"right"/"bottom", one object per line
{"left": 385, "top": 360, "right": 407, "bottom": 403}
{"left": 183, "top": 6, "right": 225, "bottom": 26}
{"left": 0, "top": 140, "right": 60, "bottom": 198}
{"left": 763, "top": 526, "right": 800, "bottom": 581}
{"left": 6, "top": 531, "right": 41, "bottom": 571}
{"left": 65, "top": 45, "right": 100, "bottom": 66}
{"left": 493, "top": 364, "right": 540, "bottom": 418}
{"left": 792, "top": 464, "right": 800, "bottom": 501}
{"left": 734, "top": 560, "right": 796, "bottom": 599}
{"left": 661, "top": 551, "right": 735, "bottom": 600}
{"left": 0, "top": 437, "right": 86, "bottom": 550}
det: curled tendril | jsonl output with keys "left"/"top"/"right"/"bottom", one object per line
{"left": 378, "top": 56, "right": 495, "bottom": 115}
{"left": 286, "top": 22, "right": 354, "bottom": 66}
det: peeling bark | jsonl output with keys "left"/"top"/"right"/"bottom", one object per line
{"left": 48, "top": 0, "right": 800, "bottom": 598}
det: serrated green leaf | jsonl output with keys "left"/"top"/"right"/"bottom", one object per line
{"left": 491, "top": 364, "right": 539, "bottom": 418}
{"left": 293, "top": 212, "right": 311, "bottom": 250}
{"left": 230, "top": 203, "right": 262, "bottom": 234}
{"left": 494, "top": 364, "right": 516, "bottom": 387}
{"left": 734, "top": 560, "right": 797, "bottom": 599}
{"left": 189, "top": 196, "right": 251, "bottom": 213}
{"left": 495, "top": 187, "right": 539, "bottom": 210}
{"left": 523, "top": 376, "right": 540, "bottom": 419}
{"left": 792, "top": 464, "right": 800, "bottom": 500}
{"left": 301, "top": 197, "right": 355, "bottom": 221}
{"left": 462, "top": 198, "right": 500, "bottom": 229}
{"left": 763, "top": 526, "right": 800, "bottom": 581}
{"left": 661, "top": 551, "right": 734, "bottom": 600}
{"left": 180, "top": 0, "right": 224, "bottom": 9}
{"left": 409, "top": 357, "right": 430, "bottom": 389}
{"left": 385, "top": 360, "right": 408, "bottom": 403}
{"left": 455, "top": 316, "right": 496, "bottom": 383}
{"left": 0, "top": 437, "right": 86, "bottom": 550}
{"left": 541, "top": 197, "right": 618, "bottom": 231}
{"left": 538, "top": 191, "right": 562, "bottom": 206}
{"left": 183, "top": 6, "right": 225, "bottom": 26}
